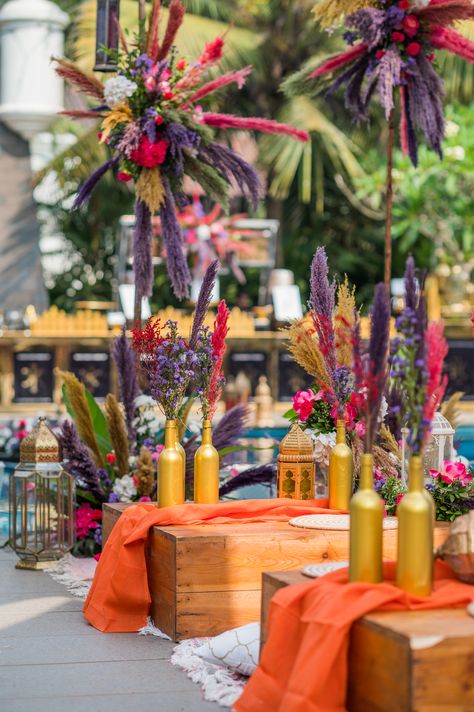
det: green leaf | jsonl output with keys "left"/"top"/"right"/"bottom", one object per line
{"left": 283, "top": 408, "right": 297, "bottom": 420}
{"left": 83, "top": 388, "right": 112, "bottom": 459}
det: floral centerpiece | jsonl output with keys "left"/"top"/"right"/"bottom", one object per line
{"left": 55, "top": 0, "right": 308, "bottom": 302}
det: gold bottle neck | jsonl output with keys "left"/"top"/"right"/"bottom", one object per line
{"left": 201, "top": 419, "right": 212, "bottom": 445}
{"left": 359, "top": 453, "right": 374, "bottom": 489}
{"left": 336, "top": 420, "right": 346, "bottom": 445}
{"left": 165, "top": 420, "right": 177, "bottom": 447}
{"left": 408, "top": 455, "right": 424, "bottom": 492}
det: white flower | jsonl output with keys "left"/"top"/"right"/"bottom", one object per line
{"left": 445, "top": 146, "right": 465, "bottom": 161}
{"left": 445, "top": 120, "right": 460, "bottom": 138}
{"left": 309, "top": 431, "right": 336, "bottom": 466}
{"left": 112, "top": 475, "right": 137, "bottom": 502}
{"left": 378, "top": 396, "right": 388, "bottom": 424}
{"left": 104, "top": 76, "right": 137, "bottom": 108}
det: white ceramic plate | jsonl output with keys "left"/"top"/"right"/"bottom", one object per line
{"left": 302, "top": 561, "right": 349, "bottom": 578}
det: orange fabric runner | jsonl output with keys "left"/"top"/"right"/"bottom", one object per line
{"left": 235, "top": 560, "right": 474, "bottom": 712}
{"left": 84, "top": 498, "right": 339, "bottom": 633}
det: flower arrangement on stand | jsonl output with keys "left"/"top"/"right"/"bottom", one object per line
{"left": 54, "top": 0, "right": 308, "bottom": 306}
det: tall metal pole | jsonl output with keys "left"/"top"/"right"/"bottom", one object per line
{"left": 384, "top": 111, "right": 395, "bottom": 293}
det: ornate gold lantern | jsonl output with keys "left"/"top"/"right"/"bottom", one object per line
{"left": 277, "top": 424, "right": 315, "bottom": 500}
{"left": 9, "top": 417, "right": 76, "bottom": 570}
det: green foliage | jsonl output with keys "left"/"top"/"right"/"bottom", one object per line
{"left": 354, "top": 103, "right": 474, "bottom": 274}
{"left": 377, "top": 475, "right": 407, "bottom": 516}
{"left": 430, "top": 476, "right": 474, "bottom": 522}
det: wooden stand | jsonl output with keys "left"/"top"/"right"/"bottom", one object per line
{"left": 261, "top": 568, "right": 473, "bottom": 711}
{"left": 102, "top": 504, "right": 447, "bottom": 641}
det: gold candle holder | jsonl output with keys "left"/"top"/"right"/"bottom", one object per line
{"left": 396, "top": 455, "right": 434, "bottom": 596}
{"left": 158, "top": 420, "right": 185, "bottom": 507}
{"left": 349, "top": 453, "right": 383, "bottom": 583}
{"left": 329, "top": 420, "right": 353, "bottom": 510}
{"left": 194, "top": 419, "right": 219, "bottom": 504}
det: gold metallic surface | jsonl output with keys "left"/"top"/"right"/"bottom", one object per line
{"left": 15, "top": 559, "right": 56, "bottom": 571}
{"left": 20, "top": 417, "right": 60, "bottom": 464}
{"left": 328, "top": 420, "right": 353, "bottom": 510}
{"left": 277, "top": 424, "right": 315, "bottom": 499}
{"left": 349, "top": 453, "right": 383, "bottom": 583}
{"left": 396, "top": 455, "right": 434, "bottom": 596}
{"left": 194, "top": 419, "right": 219, "bottom": 504}
{"left": 158, "top": 420, "right": 185, "bottom": 507}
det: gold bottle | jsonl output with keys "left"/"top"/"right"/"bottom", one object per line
{"left": 194, "top": 419, "right": 219, "bottom": 504}
{"left": 158, "top": 420, "right": 185, "bottom": 507}
{"left": 349, "top": 453, "right": 383, "bottom": 583}
{"left": 396, "top": 455, "right": 434, "bottom": 596}
{"left": 329, "top": 420, "right": 353, "bottom": 510}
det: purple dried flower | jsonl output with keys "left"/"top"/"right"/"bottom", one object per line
{"left": 219, "top": 463, "right": 276, "bottom": 497}
{"left": 377, "top": 48, "right": 402, "bottom": 120}
{"left": 407, "top": 53, "right": 445, "bottom": 158}
{"left": 402, "top": 85, "right": 419, "bottom": 166}
{"left": 212, "top": 404, "right": 250, "bottom": 453}
{"left": 404, "top": 255, "right": 417, "bottom": 311}
{"left": 60, "top": 420, "right": 105, "bottom": 501}
{"left": 133, "top": 199, "right": 154, "bottom": 303}
{"left": 308, "top": 247, "right": 336, "bottom": 377}
{"left": 198, "top": 143, "right": 261, "bottom": 211}
{"left": 163, "top": 123, "right": 200, "bottom": 176}
{"left": 112, "top": 327, "right": 140, "bottom": 448}
{"left": 345, "top": 56, "right": 371, "bottom": 121}
{"left": 189, "top": 259, "right": 219, "bottom": 350}
{"left": 347, "top": 8, "right": 386, "bottom": 50}
{"left": 159, "top": 177, "right": 191, "bottom": 299}
{"left": 73, "top": 157, "right": 118, "bottom": 210}
{"left": 117, "top": 121, "right": 142, "bottom": 157}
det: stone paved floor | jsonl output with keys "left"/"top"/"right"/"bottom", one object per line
{"left": 0, "top": 549, "right": 221, "bottom": 712}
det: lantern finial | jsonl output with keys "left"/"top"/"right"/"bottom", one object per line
{"left": 20, "top": 416, "right": 60, "bottom": 464}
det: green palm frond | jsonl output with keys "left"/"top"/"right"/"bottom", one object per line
{"left": 34, "top": 128, "right": 108, "bottom": 191}
{"left": 439, "top": 21, "right": 474, "bottom": 102}
{"left": 259, "top": 96, "right": 363, "bottom": 202}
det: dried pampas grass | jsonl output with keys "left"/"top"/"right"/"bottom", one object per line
{"left": 283, "top": 320, "right": 331, "bottom": 387}
{"left": 105, "top": 395, "right": 130, "bottom": 477}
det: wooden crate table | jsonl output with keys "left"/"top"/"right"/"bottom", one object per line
{"left": 261, "top": 567, "right": 473, "bottom": 711}
{"left": 102, "top": 504, "right": 447, "bottom": 641}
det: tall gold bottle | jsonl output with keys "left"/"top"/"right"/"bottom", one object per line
{"left": 396, "top": 455, "right": 434, "bottom": 596}
{"left": 329, "top": 420, "right": 353, "bottom": 510}
{"left": 158, "top": 420, "right": 185, "bottom": 507}
{"left": 349, "top": 453, "right": 383, "bottom": 583}
{"left": 194, "top": 419, "right": 219, "bottom": 504}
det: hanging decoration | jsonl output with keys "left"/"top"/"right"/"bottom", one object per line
{"left": 285, "top": 0, "right": 474, "bottom": 285}
{"left": 54, "top": 0, "right": 308, "bottom": 306}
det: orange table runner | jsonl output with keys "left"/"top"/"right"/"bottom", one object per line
{"left": 84, "top": 498, "right": 340, "bottom": 633}
{"left": 235, "top": 560, "right": 474, "bottom": 712}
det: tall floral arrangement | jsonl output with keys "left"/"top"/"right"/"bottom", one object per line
{"left": 55, "top": 0, "right": 308, "bottom": 302}
{"left": 389, "top": 256, "right": 448, "bottom": 453}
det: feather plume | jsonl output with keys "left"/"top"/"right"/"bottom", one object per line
{"left": 54, "top": 58, "right": 104, "bottom": 100}
{"left": 308, "top": 44, "right": 368, "bottom": 78}
{"left": 136, "top": 168, "right": 165, "bottom": 213}
{"left": 146, "top": 0, "right": 161, "bottom": 58}
{"left": 422, "top": 321, "right": 448, "bottom": 444}
{"left": 189, "top": 259, "right": 219, "bottom": 349}
{"left": 440, "top": 391, "right": 464, "bottom": 428}
{"left": 219, "top": 463, "right": 276, "bottom": 497}
{"left": 309, "top": 247, "right": 337, "bottom": 378}
{"left": 133, "top": 199, "right": 154, "bottom": 301}
{"left": 201, "top": 113, "right": 309, "bottom": 142}
{"left": 160, "top": 176, "right": 191, "bottom": 299}
{"left": 111, "top": 327, "right": 140, "bottom": 446}
{"left": 135, "top": 446, "right": 155, "bottom": 498}
{"left": 56, "top": 369, "right": 104, "bottom": 468}
{"left": 417, "top": 0, "right": 474, "bottom": 26}
{"left": 73, "top": 158, "right": 118, "bottom": 210}
{"left": 188, "top": 67, "right": 253, "bottom": 103}
{"left": 105, "top": 394, "right": 130, "bottom": 477}
{"left": 208, "top": 300, "right": 230, "bottom": 419}
{"left": 157, "top": 0, "right": 185, "bottom": 60}
{"left": 198, "top": 143, "right": 261, "bottom": 211}
{"left": 59, "top": 420, "right": 105, "bottom": 501}
{"left": 431, "top": 25, "right": 474, "bottom": 61}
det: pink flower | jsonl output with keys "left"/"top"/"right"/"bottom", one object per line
{"left": 293, "top": 389, "right": 319, "bottom": 422}
{"left": 145, "top": 76, "right": 156, "bottom": 91}
{"left": 93, "top": 553, "right": 101, "bottom": 562}
{"left": 430, "top": 460, "right": 472, "bottom": 486}
{"left": 406, "top": 41, "right": 421, "bottom": 57}
{"left": 76, "top": 504, "right": 102, "bottom": 540}
{"left": 375, "top": 49, "right": 385, "bottom": 60}
{"left": 354, "top": 420, "right": 366, "bottom": 438}
{"left": 396, "top": 493, "right": 405, "bottom": 508}
{"left": 402, "top": 15, "right": 420, "bottom": 38}
{"left": 139, "top": 496, "right": 152, "bottom": 502}
{"left": 130, "top": 135, "right": 169, "bottom": 168}
{"left": 374, "top": 467, "right": 384, "bottom": 481}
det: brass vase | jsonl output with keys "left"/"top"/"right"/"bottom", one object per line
{"left": 194, "top": 419, "right": 219, "bottom": 504}
{"left": 328, "top": 420, "right": 353, "bottom": 510}
{"left": 396, "top": 455, "right": 434, "bottom": 596}
{"left": 158, "top": 420, "right": 185, "bottom": 507}
{"left": 349, "top": 453, "right": 383, "bottom": 583}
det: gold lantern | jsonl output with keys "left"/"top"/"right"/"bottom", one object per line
{"left": 9, "top": 417, "right": 76, "bottom": 570}
{"left": 277, "top": 424, "right": 315, "bottom": 500}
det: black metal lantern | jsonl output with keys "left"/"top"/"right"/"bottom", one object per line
{"left": 94, "top": 0, "right": 120, "bottom": 72}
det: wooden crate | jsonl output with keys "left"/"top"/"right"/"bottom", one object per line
{"left": 102, "top": 504, "right": 448, "bottom": 641}
{"left": 261, "top": 569, "right": 473, "bottom": 711}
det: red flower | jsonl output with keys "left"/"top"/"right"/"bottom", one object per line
{"left": 200, "top": 37, "right": 224, "bottom": 65}
{"left": 176, "top": 58, "right": 187, "bottom": 70}
{"left": 106, "top": 452, "right": 116, "bottom": 465}
{"left": 392, "top": 31, "right": 405, "bottom": 43}
{"left": 399, "top": 0, "right": 410, "bottom": 9}
{"left": 130, "top": 135, "right": 169, "bottom": 168}
{"left": 402, "top": 15, "right": 420, "bottom": 38}
{"left": 155, "top": 115, "right": 164, "bottom": 126}
{"left": 406, "top": 41, "right": 421, "bottom": 57}
{"left": 375, "top": 49, "right": 385, "bottom": 60}
{"left": 117, "top": 172, "right": 132, "bottom": 183}
{"left": 396, "top": 493, "right": 405, "bottom": 508}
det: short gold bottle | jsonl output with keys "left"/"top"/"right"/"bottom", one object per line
{"left": 349, "top": 453, "right": 383, "bottom": 583}
{"left": 194, "top": 419, "right": 219, "bottom": 504}
{"left": 396, "top": 455, "right": 434, "bottom": 596}
{"left": 329, "top": 420, "right": 353, "bottom": 510}
{"left": 158, "top": 420, "right": 185, "bottom": 507}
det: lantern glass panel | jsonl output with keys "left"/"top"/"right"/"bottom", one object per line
{"left": 94, "top": 0, "right": 120, "bottom": 72}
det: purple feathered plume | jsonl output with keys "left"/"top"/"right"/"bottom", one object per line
{"left": 309, "top": 247, "right": 337, "bottom": 377}
{"left": 73, "top": 157, "right": 118, "bottom": 210}
{"left": 402, "top": 86, "right": 418, "bottom": 167}
{"left": 199, "top": 143, "right": 261, "bottom": 211}
{"left": 189, "top": 259, "right": 219, "bottom": 350}
{"left": 163, "top": 123, "right": 200, "bottom": 176}
{"left": 404, "top": 255, "right": 418, "bottom": 312}
{"left": 347, "top": 8, "right": 386, "bottom": 50}
{"left": 219, "top": 463, "right": 276, "bottom": 497}
{"left": 160, "top": 176, "right": 191, "bottom": 299}
{"left": 112, "top": 327, "right": 140, "bottom": 448}
{"left": 408, "top": 53, "right": 445, "bottom": 159}
{"left": 60, "top": 420, "right": 105, "bottom": 501}
{"left": 133, "top": 199, "right": 154, "bottom": 303}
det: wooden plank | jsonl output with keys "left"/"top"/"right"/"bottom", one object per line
{"left": 102, "top": 503, "right": 130, "bottom": 546}
{"left": 174, "top": 590, "right": 262, "bottom": 640}
{"left": 261, "top": 571, "right": 304, "bottom": 647}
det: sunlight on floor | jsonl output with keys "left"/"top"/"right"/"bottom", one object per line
{"left": 0, "top": 597, "right": 72, "bottom": 631}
